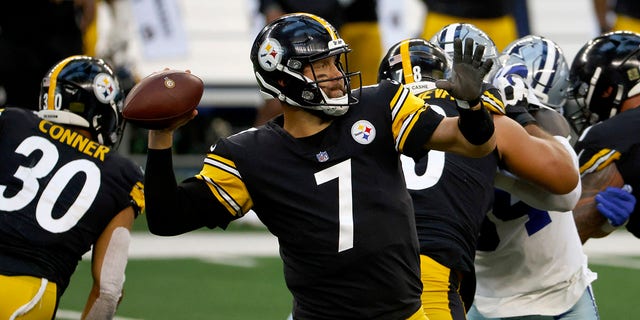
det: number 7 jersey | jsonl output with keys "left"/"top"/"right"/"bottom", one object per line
{"left": 0, "top": 107, "right": 144, "bottom": 295}
{"left": 188, "top": 80, "right": 443, "bottom": 319}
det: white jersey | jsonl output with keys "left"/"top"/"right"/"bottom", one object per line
{"left": 473, "top": 207, "right": 597, "bottom": 317}
{"left": 473, "top": 137, "right": 597, "bottom": 317}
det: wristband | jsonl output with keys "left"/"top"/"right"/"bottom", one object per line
{"left": 457, "top": 102, "right": 494, "bottom": 145}
{"left": 456, "top": 97, "right": 481, "bottom": 110}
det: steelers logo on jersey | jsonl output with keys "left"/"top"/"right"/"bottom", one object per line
{"left": 93, "top": 73, "right": 118, "bottom": 104}
{"left": 351, "top": 120, "right": 376, "bottom": 145}
{"left": 258, "top": 38, "right": 283, "bottom": 72}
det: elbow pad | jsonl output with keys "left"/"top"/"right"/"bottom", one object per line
{"left": 457, "top": 103, "right": 495, "bottom": 145}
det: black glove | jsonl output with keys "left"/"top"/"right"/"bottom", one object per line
{"left": 436, "top": 37, "right": 494, "bottom": 108}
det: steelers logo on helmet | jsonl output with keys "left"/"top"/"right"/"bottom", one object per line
{"left": 258, "top": 38, "right": 283, "bottom": 72}
{"left": 93, "top": 73, "right": 118, "bottom": 104}
{"left": 351, "top": 120, "right": 376, "bottom": 145}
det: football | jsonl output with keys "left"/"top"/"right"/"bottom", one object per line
{"left": 123, "top": 69, "right": 204, "bottom": 129}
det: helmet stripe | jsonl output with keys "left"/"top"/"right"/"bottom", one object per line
{"left": 536, "top": 39, "right": 554, "bottom": 94}
{"left": 400, "top": 40, "right": 414, "bottom": 84}
{"left": 299, "top": 13, "right": 338, "bottom": 40}
{"left": 45, "top": 56, "right": 80, "bottom": 110}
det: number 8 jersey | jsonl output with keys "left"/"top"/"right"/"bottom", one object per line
{"left": 0, "top": 107, "right": 144, "bottom": 296}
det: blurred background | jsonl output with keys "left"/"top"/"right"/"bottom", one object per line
{"left": 115, "top": 0, "right": 600, "bottom": 165}
{"left": 4, "top": 0, "right": 640, "bottom": 318}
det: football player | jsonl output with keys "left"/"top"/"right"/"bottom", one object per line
{"left": 0, "top": 56, "right": 144, "bottom": 319}
{"left": 378, "top": 37, "right": 579, "bottom": 319}
{"left": 142, "top": 12, "right": 497, "bottom": 319}
{"left": 469, "top": 35, "right": 602, "bottom": 320}
{"left": 567, "top": 31, "right": 640, "bottom": 243}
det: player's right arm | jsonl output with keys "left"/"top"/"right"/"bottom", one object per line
{"left": 81, "top": 206, "right": 134, "bottom": 319}
{"left": 573, "top": 164, "right": 627, "bottom": 243}
{"left": 493, "top": 114, "right": 579, "bottom": 195}
{"left": 145, "top": 111, "right": 235, "bottom": 236}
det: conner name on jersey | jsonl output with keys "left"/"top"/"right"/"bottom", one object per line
{"left": 38, "top": 120, "right": 110, "bottom": 161}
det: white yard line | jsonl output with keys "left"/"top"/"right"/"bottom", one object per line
{"left": 116, "top": 230, "right": 640, "bottom": 261}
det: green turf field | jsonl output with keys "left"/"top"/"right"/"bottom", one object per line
{"left": 56, "top": 240, "right": 640, "bottom": 320}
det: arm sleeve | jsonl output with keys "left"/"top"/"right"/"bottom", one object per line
{"left": 145, "top": 148, "right": 233, "bottom": 236}
{"left": 495, "top": 136, "right": 581, "bottom": 211}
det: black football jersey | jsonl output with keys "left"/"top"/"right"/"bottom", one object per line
{"left": 0, "top": 107, "right": 144, "bottom": 295}
{"left": 406, "top": 85, "right": 500, "bottom": 273}
{"left": 574, "top": 107, "right": 640, "bottom": 238}
{"left": 192, "top": 80, "right": 443, "bottom": 319}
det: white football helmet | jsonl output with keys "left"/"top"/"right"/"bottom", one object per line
{"left": 501, "top": 35, "right": 570, "bottom": 112}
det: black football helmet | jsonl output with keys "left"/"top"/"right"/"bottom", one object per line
{"left": 377, "top": 38, "right": 450, "bottom": 89}
{"left": 566, "top": 31, "right": 640, "bottom": 133}
{"left": 38, "top": 55, "right": 125, "bottom": 147}
{"left": 250, "top": 13, "right": 360, "bottom": 116}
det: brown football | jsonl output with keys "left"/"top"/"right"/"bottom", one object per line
{"left": 123, "top": 70, "right": 204, "bottom": 129}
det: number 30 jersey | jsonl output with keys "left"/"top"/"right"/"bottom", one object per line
{"left": 0, "top": 107, "right": 144, "bottom": 295}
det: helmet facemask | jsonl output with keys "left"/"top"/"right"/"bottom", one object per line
{"left": 501, "top": 35, "right": 571, "bottom": 113}
{"left": 566, "top": 31, "right": 640, "bottom": 134}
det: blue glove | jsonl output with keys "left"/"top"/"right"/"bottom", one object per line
{"left": 595, "top": 185, "right": 636, "bottom": 227}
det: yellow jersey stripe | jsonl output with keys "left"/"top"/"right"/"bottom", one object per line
{"left": 481, "top": 90, "right": 505, "bottom": 114}
{"left": 579, "top": 148, "right": 621, "bottom": 175}
{"left": 390, "top": 86, "right": 410, "bottom": 121}
{"left": 198, "top": 155, "right": 252, "bottom": 216}
{"left": 396, "top": 109, "right": 425, "bottom": 152}
{"left": 129, "top": 181, "right": 145, "bottom": 213}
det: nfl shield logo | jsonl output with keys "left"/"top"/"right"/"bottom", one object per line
{"left": 316, "top": 151, "right": 329, "bottom": 162}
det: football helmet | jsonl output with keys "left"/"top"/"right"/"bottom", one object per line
{"left": 502, "top": 35, "right": 570, "bottom": 112}
{"left": 249, "top": 13, "right": 360, "bottom": 116}
{"left": 430, "top": 22, "right": 499, "bottom": 77}
{"left": 38, "top": 55, "right": 125, "bottom": 147}
{"left": 566, "top": 31, "right": 640, "bottom": 133}
{"left": 377, "top": 38, "right": 450, "bottom": 89}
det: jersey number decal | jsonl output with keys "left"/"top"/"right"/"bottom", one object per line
{"left": 0, "top": 136, "right": 101, "bottom": 233}
{"left": 401, "top": 104, "right": 446, "bottom": 190}
{"left": 315, "top": 159, "right": 354, "bottom": 252}
{"left": 477, "top": 190, "right": 552, "bottom": 251}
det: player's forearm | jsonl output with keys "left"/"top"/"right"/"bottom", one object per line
{"left": 144, "top": 148, "right": 187, "bottom": 235}
{"left": 495, "top": 170, "right": 580, "bottom": 211}
{"left": 527, "top": 126, "right": 580, "bottom": 193}
{"left": 573, "top": 197, "right": 609, "bottom": 243}
{"left": 148, "top": 130, "right": 174, "bottom": 149}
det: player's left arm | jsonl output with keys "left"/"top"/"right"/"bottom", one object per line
{"left": 81, "top": 206, "right": 135, "bottom": 319}
{"left": 428, "top": 37, "right": 497, "bottom": 157}
{"left": 573, "top": 163, "right": 630, "bottom": 243}
{"left": 495, "top": 153, "right": 581, "bottom": 212}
